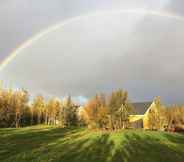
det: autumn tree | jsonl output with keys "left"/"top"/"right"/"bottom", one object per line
{"left": 0, "top": 89, "right": 14, "bottom": 127}
{"left": 147, "top": 97, "right": 167, "bottom": 130}
{"left": 166, "top": 105, "right": 184, "bottom": 130}
{"left": 46, "top": 98, "right": 61, "bottom": 125}
{"left": 14, "top": 90, "right": 29, "bottom": 127}
{"left": 107, "top": 90, "right": 133, "bottom": 130}
{"left": 84, "top": 94, "right": 108, "bottom": 129}
{"left": 32, "top": 95, "right": 45, "bottom": 124}
{"left": 61, "top": 96, "right": 79, "bottom": 127}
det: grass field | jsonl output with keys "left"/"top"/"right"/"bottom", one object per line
{"left": 0, "top": 125, "right": 184, "bottom": 162}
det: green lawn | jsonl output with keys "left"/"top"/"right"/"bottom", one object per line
{"left": 0, "top": 125, "right": 184, "bottom": 162}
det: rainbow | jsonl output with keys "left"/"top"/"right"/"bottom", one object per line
{"left": 0, "top": 9, "right": 184, "bottom": 71}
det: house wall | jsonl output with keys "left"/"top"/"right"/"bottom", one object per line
{"left": 129, "top": 115, "right": 144, "bottom": 128}
{"left": 131, "top": 119, "right": 143, "bottom": 128}
{"left": 143, "top": 101, "right": 156, "bottom": 129}
{"left": 143, "top": 114, "right": 149, "bottom": 129}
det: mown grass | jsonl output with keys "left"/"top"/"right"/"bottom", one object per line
{"left": 0, "top": 125, "right": 184, "bottom": 162}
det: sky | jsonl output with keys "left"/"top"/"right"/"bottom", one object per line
{"left": 0, "top": 0, "right": 184, "bottom": 104}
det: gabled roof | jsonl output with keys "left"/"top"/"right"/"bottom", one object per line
{"left": 132, "top": 102, "right": 152, "bottom": 115}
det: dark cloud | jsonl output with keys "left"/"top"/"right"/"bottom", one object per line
{"left": 1, "top": 0, "right": 184, "bottom": 103}
{"left": 1, "top": 12, "right": 184, "bottom": 104}
{"left": 0, "top": 0, "right": 181, "bottom": 60}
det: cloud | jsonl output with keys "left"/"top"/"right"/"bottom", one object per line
{"left": 1, "top": 12, "right": 184, "bottom": 104}
{"left": 0, "top": 0, "right": 182, "bottom": 61}
{"left": 165, "top": 0, "right": 184, "bottom": 16}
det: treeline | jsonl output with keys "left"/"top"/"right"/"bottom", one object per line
{"left": 82, "top": 95, "right": 184, "bottom": 131}
{"left": 82, "top": 90, "right": 134, "bottom": 130}
{"left": 0, "top": 88, "right": 79, "bottom": 128}
{"left": 145, "top": 97, "right": 184, "bottom": 131}
{"left": 0, "top": 86, "right": 184, "bottom": 131}
{"left": 166, "top": 105, "right": 184, "bottom": 131}
{"left": 0, "top": 87, "right": 133, "bottom": 129}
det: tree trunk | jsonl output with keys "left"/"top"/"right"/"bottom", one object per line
{"left": 15, "top": 113, "right": 20, "bottom": 128}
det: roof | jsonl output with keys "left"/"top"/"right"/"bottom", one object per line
{"left": 132, "top": 102, "right": 152, "bottom": 115}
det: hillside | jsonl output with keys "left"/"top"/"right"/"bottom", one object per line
{"left": 0, "top": 125, "right": 184, "bottom": 162}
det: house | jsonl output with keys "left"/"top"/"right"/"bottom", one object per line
{"left": 129, "top": 101, "right": 159, "bottom": 129}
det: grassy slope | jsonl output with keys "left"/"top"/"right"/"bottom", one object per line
{"left": 0, "top": 125, "right": 184, "bottom": 162}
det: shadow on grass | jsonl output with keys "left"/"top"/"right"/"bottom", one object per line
{"left": 162, "top": 132, "right": 184, "bottom": 144}
{"left": 111, "top": 132, "right": 184, "bottom": 162}
{"left": 0, "top": 127, "right": 114, "bottom": 162}
{"left": 0, "top": 126, "right": 83, "bottom": 161}
{"left": 0, "top": 127, "right": 184, "bottom": 162}
{"left": 50, "top": 133, "right": 114, "bottom": 162}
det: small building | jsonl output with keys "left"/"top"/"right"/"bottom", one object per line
{"left": 129, "top": 101, "right": 159, "bottom": 129}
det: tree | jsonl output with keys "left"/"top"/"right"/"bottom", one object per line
{"left": 62, "top": 96, "right": 78, "bottom": 127}
{"left": 147, "top": 97, "right": 167, "bottom": 130}
{"left": 118, "top": 101, "right": 133, "bottom": 129}
{"left": 84, "top": 94, "right": 108, "bottom": 129}
{"left": 0, "top": 88, "right": 14, "bottom": 127}
{"left": 47, "top": 98, "right": 61, "bottom": 125}
{"left": 32, "top": 95, "right": 45, "bottom": 124}
{"left": 166, "top": 105, "right": 184, "bottom": 130}
{"left": 107, "top": 90, "right": 133, "bottom": 130}
{"left": 12, "top": 90, "right": 29, "bottom": 128}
